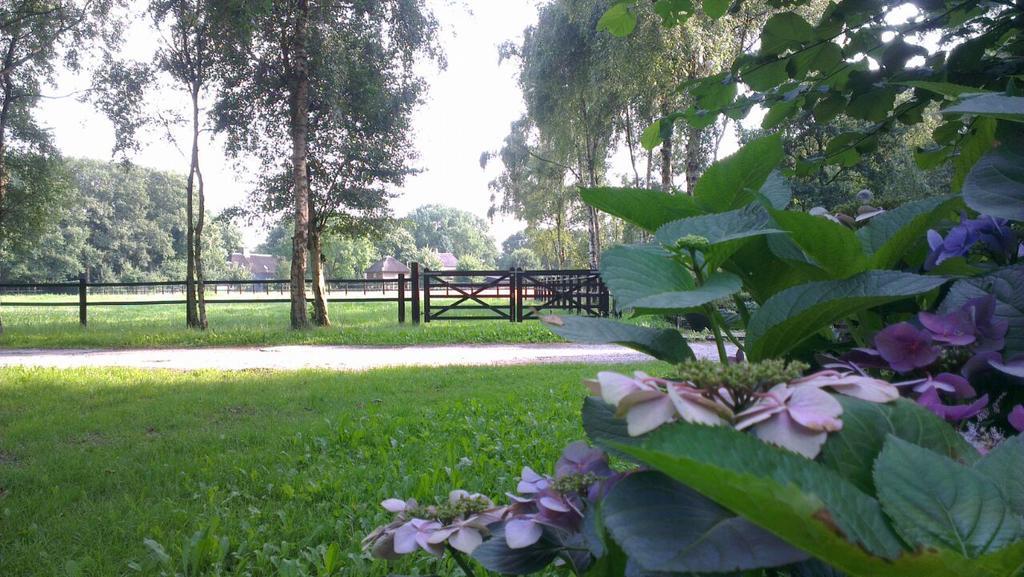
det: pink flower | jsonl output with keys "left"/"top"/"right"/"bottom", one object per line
{"left": 791, "top": 370, "right": 899, "bottom": 403}
{"left": 735, "top": 384, "right": 843, "bottom": 459}
{"left": 594, "top": 371, "right": 730, "bottom": 436}
{"left": 393, "top": 519, "right": 445, "bottom": 556}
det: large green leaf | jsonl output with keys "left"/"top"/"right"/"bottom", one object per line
{"left": 597, "top": 2, "right": 637, "bottom": 37}
{"left": 724, "top": 236, "right": 831, "bottom": 303}
{"left": 600, "top": 244, "right": 694, "bottom": 310}
{"left": 953, "top": 116, "right": 996, "bottom": 191}
{"left": 819, "top": 397, "right": 979, "bottom": 495}
{"left": 897, "top": 81, "right": 991, "bottom": 98}
{"left": 941, "top": 266, "right": 1024, "bottom": 356}
{"left": 616, "top": 422, "right": 1024, "bottom": 577}
{"left": 962, "top": 140, "right": 1024, "bottom": 222}
{"left": 582, "top": 396, "right": 640, "bottom": 457}
{"left": 943, "top": 94, "right": 1024, "bottom": 123}
{"left": 628, "top": 273, "right": 742, "bottom": 314}
{"left": 759, "top": 170, "right": 793, "bottom": 210}
{"left": 745, "top": 271, "right": 948, "bottom": 360}
{"left": 692, "top": 133, "right": 784, "bottom": 213}
{"left": 581, "top": 186, "right": 702, "bottom": 233}
{"left": 770, "top": 210, "right": 867, "bottom": 278}
{"left": 473, "top": 525, "right": 562, "bottom": 574}
{"left": 874, "top": 436, "right": 1023, "bottom": 558}
{"left": 975, "top": 436, "right": 1024, "bottom": 516}
{"left": 760, "top": 13, "right": 814, "bottom": 55}
{"left": 655, "top": 204, "right": 784, "bottom": 250}
{"left": 602, "top": 471, "right": 808, "bottom": 573}
{"left": 542, "top": 316, "right": 694, "bottom": 364}
{"left": 857, "top": 194, "right": 963, "bottom": 268}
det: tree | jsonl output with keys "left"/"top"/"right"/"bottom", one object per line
{"left": 215, "top": 0, "right": 438, "bottom": 329}
{"left": 501, "top": 247, "right": 541, "bottom": 270}
{"left": 403, "top": 205, "right": 499, "bottom": 265}
{"left": 0, "top": 0, "right": 122, "bottom": 332}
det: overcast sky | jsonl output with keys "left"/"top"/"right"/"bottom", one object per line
{"left": 38, "top": 1, "right": 549, "bottom": 250}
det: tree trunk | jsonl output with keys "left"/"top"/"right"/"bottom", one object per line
{"left": 193, "top": 85, "right": 208, "bottom": 330}
{"left": 308, "top": 197, "right": 330, "bottom": 327}
{"left": 585, "top": 150, "right": 601, "bottom": 270}
{"left": 684, "top": 124, "right": 703, "bottom": 194}
{"left": 660, "top": 100, "right": 673, "bottom": 193}
{"left": 624, "top": 108, "right": 641, "bottom": 187}
{"left": 288, "top": 0, "right": 311, "bottom": 329}
{"left": 185, "top": 87, "right": 199, "bottom": 329}
{"left": 0, "top": 38, "right": 18, "bottom": 336}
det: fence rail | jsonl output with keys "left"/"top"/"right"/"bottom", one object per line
{"left": 0, "top": 265, "right": 610, "bottom": 326}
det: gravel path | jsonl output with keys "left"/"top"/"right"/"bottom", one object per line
{"left": 0, "top": 343, "right": 728, "bottom": 372}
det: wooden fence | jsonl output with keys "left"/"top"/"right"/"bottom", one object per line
{"left": 0, "top": 264, "right": 609, "bottom": 326}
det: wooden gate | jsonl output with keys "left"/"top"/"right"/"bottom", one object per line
{"left": 419, "top": 269, "right": 608, "bottom": 322}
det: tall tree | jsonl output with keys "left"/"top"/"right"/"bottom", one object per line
{"left": 147, "top": 0, "right": 218, "bottom": 329}
{"left": 0, "top": 0, "right": 121, "bottom": 333}
{"left": 216, "top": 0, "right": 438, "bottom": 329}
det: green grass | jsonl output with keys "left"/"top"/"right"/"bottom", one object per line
{"left": 0, "top": 362, "right": 667, "bottom": 576}
{"left": 0, "top": 300, "right": 566, "bottom": 349}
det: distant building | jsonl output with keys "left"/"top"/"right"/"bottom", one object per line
{"left": 228, "top": 251, "right": 279, "bottom": 280}
{"left": 436, "top": 252, "right": 458, "bottom": 271}
{"left": 365, "top": 256, "right": 411, "bottom": 280}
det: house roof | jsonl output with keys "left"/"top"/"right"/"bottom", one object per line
{"left": 229, "top": 253, "right": 278, "bottom": 275}
{"left": 437, "top": 252, "right": 458, "bottom": 268}
{"left": 366, "top": 256, "right": 411, "bottom": 274}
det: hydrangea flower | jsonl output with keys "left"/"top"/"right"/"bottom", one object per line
{"left": 916, "top": 387, "right": 989, "bottom": 422}
{"left": 873, "top": 322, "right": 939, "bottom": 373}
{"left": 1009, "top": 405, "right": 1024, "bottom": 433}
{"left": 791, "top": 370, "right": 900, "bottom": 402}
{"left": 735, "top": 383, "right": 843, "bottom": 458}
{"left": 364, "top": 490, "right": 505, "bottom": 558}
{"left": 925, "top": 214, "right": 1019, "bottom": 270}
{"left": 592, "top": 371, "right": 730, "bottom": 435}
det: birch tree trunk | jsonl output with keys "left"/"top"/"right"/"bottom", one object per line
{"left": 308, "top": 197, "right": 330, "bottom": 326}
{"left": 288, "top": 0, "right": 311, "bottom": 329}
{"left": 0, "top": 38, "right": 17, "bottom": 336}
{"left": 193, "top": 87, "right": 208, "bottom": 330}
{"left": 660, "top": 99, "right": 673, "bottom": 193}
{"left": 185, "top": 84, "right": 200, "bottom": 328}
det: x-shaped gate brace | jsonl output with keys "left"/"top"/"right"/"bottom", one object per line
{"left": 426, "top": 273, "right": 511, "bottom": 320}
{"left": 519, "top": 273, "right": 604, "bottom": 319}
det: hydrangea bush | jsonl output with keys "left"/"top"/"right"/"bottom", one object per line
{"left": 363, "top": 0, "right": 1024, "bottom": 571}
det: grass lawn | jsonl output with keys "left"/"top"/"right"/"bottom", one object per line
{"left": 0, "top": 301, "right": 565, "bottom": 349}
{"left": 0, "top": 362, "right": 667, "bottom": 576}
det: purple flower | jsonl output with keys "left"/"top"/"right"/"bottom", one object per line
{"left": 925, "top": 214, "right": 1017, "bottom": 270}
{"left": 394, "top": 519, "right": 445, "bottom": 556}
{"left": 919, "top": 308, "right": 977, "bottom": 346}
{"left": 897, "top": 372, "right": 976, "bottom": 399}
{"left": 962, "top": 351, "right": 1002, "bottom": 380}
{"left": 873, "top": 322, "right": 940, "bottom": 374}
{"left": 593, "top": 371, "right": 730, "bottom": 435}
{"left": 990, "top": 354, "right": 1024, "bottom": 378}
{"left": 967, "top": 296, "right": 1009, "bottom": 352}
{"left": 916, "top": 387, "right": 989, "bottom": 422}
{"left": 517, "top": 467, "right": 550, "bottom": 494}
{"left": 735, "top": 384, "right": 843, "bottom": 459}
{"left": 926, "top": 225, "right": 976, "bottom": 269}
{"left": 555, "top": 441, "right": 612, "bottom": 479}
{"left": 964, "top": 215, "right": 1018, "bottom": 258}
{"left": 1009, "top": 405, "right": 1024, "bottom": 433}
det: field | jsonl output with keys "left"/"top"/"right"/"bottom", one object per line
{"left": 0, "top": 294, "right": 693, "bottom": 349}
{"left": 0, "top": 300, "right": 563, "bottom": 349}
{"left": 0, "top": 362, "right": 666, "bottom": 576}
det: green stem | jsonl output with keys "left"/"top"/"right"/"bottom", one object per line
{"left": 447, "top": 545, "right": 478, "bottom": 577}
{"left": 732, "top": 294, "right": 751, "bottom": 327}
{"left": 690, "top": 249, "right": 730, "bottom": 364}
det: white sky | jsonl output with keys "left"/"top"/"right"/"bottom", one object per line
{"left": 38, "top": 1, "right": 549, "bottom": 250}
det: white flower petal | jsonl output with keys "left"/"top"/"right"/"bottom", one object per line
{"left": 667, "top": 385, "right": 729, "bottom": 426}
{"left": 786, "top": 386, "right": 843, "bottom": 432}
{"left": 505, "top": 518, "right": 543, "bottom": 549}
{"left": 596, "top": 372, "right": 643, "bottom": 406}
{"left": 449, "top": 527, "right": 484, "bottom": 553}
{"left": 753, "top": 412, "right": 829, "bottom": 459}
{"left": 381, "top": 498, "right": 408, "bottom": 513}
{"left": 625, "top": 396, "right": 677, "bottom": 436}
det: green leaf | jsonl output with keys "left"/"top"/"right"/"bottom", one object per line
{"left": 975, "top": 436, "right": 1024, "bottom": 516}
{"left": 825, "top": 132, "right": 863, "bottom": 167}
{"left": 602, "top": 471, "right": 808, "bottom": 573}
{"left": 874, "top": 436, "right": 1023, "bottom": 558}
{"left": 628, "top": 273, "right": 742, "bottom": 314}
{"left": 692, "top": 133, "right": 784, "bottom": 213}
{"left": 814, "top": 93, "right": 847, "bottom": 123}
{"left": 914, "top": 146, "right": 952, "bottom": 169}
{"left": 702, "top": 0, "right": 729, "bottom": 19}
{"left": 742, "top": 57, "right": 790, "bottom": 91}
{"left": 857, "top": 194, "right": 963, "bottom": 268}
{"left": 963, "top": 140, "right": 1024, "bottom": 222}
{"left": 617, "top": 421, "right": 907, "bottom": 561}
{"left": 820, "top": 397, "right": 979, "bottom": 495}
{"left": 953, "top": 116, "right": 997, "bottom": 191}
{"left": 597, "top": 2, "right": 637, "bottom": 37}
{"left": 758, "top": 170, "right": 793, "bottom": 210}
{"left": 847, "top": 88, "right": 897, "bottom": 123}
{"left": 941, "top": 266, "right": 1024, "bottom": 356}
{"left": 763, "top": 98, "right": 801, "bottom": 129}
{"left": 791, "top": 42, "right": 843, "bottom": 79}
{"left": 745, "top": 271, "right": 948, "bottom": 360}
{"left": 770, "top": 210, "right": 868, "bottom": 278}
{"left": 640, "top": 120, "right": 663, "bottom": 150}
{"left": 944, "top": 94, "right": 1024, "bottom": 123}
{"left": 473, "top": 525, "right": 561, "bottom": 574}
{"left": 655, "top": 204, "right": 786, "bottom": 270}
{"left": 897, "top": 81, "right": 991, "bottom": 99}
{"left": 654, "top": 0, "right": 695, "bottom": 25}
{"left": 600, "top": 244, "right": 694, "bottom": 309}
{"left": 542, "top": 316, "right": 694, "bottom": 364}
{"left": 761, "top": 13, "right": 814, "bottom": 55}
{"left": 582, "top": 396, "right": 640, "bottom": 456}
{"left": 581, "top": 186, "right": 701, "bottom": 233}
{"left": 724, "top": 235, "right": 831, "bottom": 302}
{"left": 617, "top": 422, "right": 1024, "bottom": 577}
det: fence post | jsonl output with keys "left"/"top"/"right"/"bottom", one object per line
{"left": 411, "top": 262, "right": 420, "bottom": 325}
{"left": 78, "top": 272, "right": 88, "bottom": 326}
{"left": 422, "top": 268, "right": 431, "bottom": 324}
{"left": 397, "top": 273, "right": 406, "bottom": 324}
{"left": 599, "top": 275, "right": 610, "bottom": 317}
{"left": 509, "top": 268, "right": 517, "bottom": 323}
{"left": 516, "top": 268, "right": 524, "bottom": 322}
